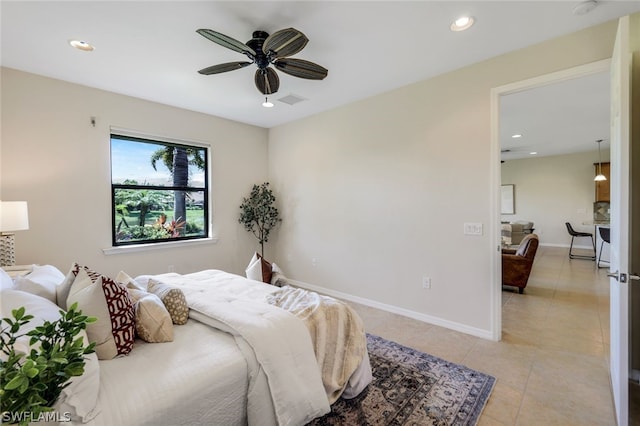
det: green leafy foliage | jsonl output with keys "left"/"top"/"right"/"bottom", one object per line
{"left": 239, "top": 182, "right": 282, "bottom": 257}
{"left": 0, "top": 303, "right": 96, "bottom": 425}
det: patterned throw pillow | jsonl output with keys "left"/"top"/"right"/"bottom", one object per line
{"left": 65, "top": 263, "right": 135, "bottom": 360}
{"left": 115, "top": 271, "right": 174, "bottom": 342}
{"left": 128, "top": 287, "right": 174, "bottom": 343}
{"left": 147, "top": 279, "right": 189, "bottom": 325}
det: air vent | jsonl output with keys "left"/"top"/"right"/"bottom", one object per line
{"left": 278, "top": 94, "right": 307, "bottom": 106}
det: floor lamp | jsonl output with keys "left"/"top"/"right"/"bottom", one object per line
{"left": 0, "top": 201, "right": 29, "bottom": 267}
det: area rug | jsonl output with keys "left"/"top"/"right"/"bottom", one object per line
{"left": 308, "top": 334, "right": 496, "bottom": 426}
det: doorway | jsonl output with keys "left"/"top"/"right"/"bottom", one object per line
{"left": 490, "top": 59, "right": 612, "bottom": 341}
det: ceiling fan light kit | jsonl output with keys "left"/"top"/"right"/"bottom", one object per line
{"left": 262, "top": 97, "right": 274, "bottom": 108}
{"left": 197, "top": 27, "right": 328, "bottom": 96}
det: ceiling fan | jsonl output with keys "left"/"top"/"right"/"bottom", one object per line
{"left": 196, "top": 27, "right": 328, "bottom": 95}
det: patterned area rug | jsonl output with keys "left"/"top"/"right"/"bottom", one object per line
{"left": 308, "top": 334, "right": 495, "bottom": 426}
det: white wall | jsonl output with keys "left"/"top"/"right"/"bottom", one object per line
{"left": 1, "top": 68, "right": 269, "bottom": 278}
{"left": 0, "top": 19, "right": 621, "bottom": 338}
{"left": 501, "top": 150, "right": 610, "bottom": 246}
{"left": 267, "top": 20, "right": 618, "bottom": 337}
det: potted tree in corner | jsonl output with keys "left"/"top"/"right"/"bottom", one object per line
{"left": 238, "top": 182, "right": 282, "bottom": 257}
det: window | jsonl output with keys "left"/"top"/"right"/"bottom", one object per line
{"left": 110, "top": 132, "right": 209, "bottom": 246}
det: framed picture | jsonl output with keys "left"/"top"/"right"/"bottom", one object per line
{"left": 501, "top": 184, "right": 515, "bottom": 215}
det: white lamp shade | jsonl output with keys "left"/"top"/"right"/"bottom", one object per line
{"left": 0, "top": 201, "right": 29, "bottom": 232}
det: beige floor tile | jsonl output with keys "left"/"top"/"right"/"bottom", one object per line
{"left": 413, "top": 325, "right": 479, "bottom": 364}
{"left": 347, "top": 246, "right": 614, "bottom": 424}
{"left": 516, "top": 392, "right": 577, "bottom": 426}
{"left": 480, "top": 381, "right": 523, "bottom": 425}
{"left": 477, "top": 414, "right": 510, "bottom": 426}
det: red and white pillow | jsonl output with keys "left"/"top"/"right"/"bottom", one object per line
{"left": 64, "top": 263, "right": 135, "bottom": 360}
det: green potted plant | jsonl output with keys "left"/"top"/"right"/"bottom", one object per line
{"left": 0, "top": 303, "right": 96, "bottom": 426}
{"left": 239, "top": 182, "right": 282, "bottom": 257}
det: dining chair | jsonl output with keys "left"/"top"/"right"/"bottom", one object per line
{"left": 597, "top": 226, "right": 611, "bottom": 268}
{"left": 565, "top": 222, "right": 596, "bottom": 260}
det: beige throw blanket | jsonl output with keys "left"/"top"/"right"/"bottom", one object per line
{"left": 266, "top": 285, "right": 368, "bottom": 404}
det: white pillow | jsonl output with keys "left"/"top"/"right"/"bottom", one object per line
{"left": 13, "top": 264, "right": 65, "bottom": 303}
{"left": 246, "top": 253, "right": 262, "bottom": 281}
{"left": 0, "top": 289, "right": 101, "bottom": 422}
{"left": 115, "top": 270, "right": 145, "bottom": 291}
{"left": 245, "top": 252, "right": 273, "bottom": 283}
{"left": 0, "top": 268, "right": 14, "bottom": 290}
{"left": 57, "top": 264, "right": 78, "bottom": 310}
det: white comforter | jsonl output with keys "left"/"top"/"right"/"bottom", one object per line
{"left": 137, "top": 270, "right": 331, "bottom": 426}
{"left": 80, "top": 321, "right": 250, "bottom": 426}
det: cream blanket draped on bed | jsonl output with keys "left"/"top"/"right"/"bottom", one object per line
{"left": 186, "top": 293, "right": 330, "bottom": 425}
{"left": 266, "top": 285, "right": 368, "bottom": 404}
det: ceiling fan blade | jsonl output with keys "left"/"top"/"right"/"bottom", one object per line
{"left": 196, "top": 29, "right": 256, "bottom": 56}
{"left": 255, "top": 67, "right": 280, "bottom": 95}
{"left": 263, "top": 28, "right": 309, "bottom": 59}
{"left": 198, "top": 61, "right": 252, "bottom": 75}
{"left": 274, "top": 58, "right": 328, "bottom": 80}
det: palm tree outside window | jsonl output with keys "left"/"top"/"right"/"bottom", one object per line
{"left": 110, "top": 133, "right": 209, "bottom": 246}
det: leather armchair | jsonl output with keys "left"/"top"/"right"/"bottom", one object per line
{"left": 502, "top": 233, "right": 539, "bottom": 294}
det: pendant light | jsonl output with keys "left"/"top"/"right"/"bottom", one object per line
{"left": 594, "top": 139, "right": 607, "bottom": 181}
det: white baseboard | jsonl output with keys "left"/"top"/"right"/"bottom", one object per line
{"left": 539, "top": 243, "right": 593, "bottom": 249}
{"left": 286, "top": 278, "right": 494, "bottom": 340}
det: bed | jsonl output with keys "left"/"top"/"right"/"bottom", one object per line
{"left": 0, "top": 264, "right": 372, "bottom": 426}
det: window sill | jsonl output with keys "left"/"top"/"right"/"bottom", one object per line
{"left": 102, "top": 237, "right": 218, "bottom": 255}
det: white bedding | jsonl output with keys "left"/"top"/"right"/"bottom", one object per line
{"left": 77, "top": 320, "right": 256, "bottom": 426}
{"left": 137, "top": 270, "right": 331, "bottom": 426}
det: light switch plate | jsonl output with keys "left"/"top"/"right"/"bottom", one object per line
{"left": 464, "top": 222, "right": 483, "bottom": 236}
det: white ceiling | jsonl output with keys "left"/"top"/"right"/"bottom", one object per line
{"left": 2, "top": 1, "right": 639, "bottom": 155}
{"left": 500, "top": 70, "right": 611, "bottom": 160}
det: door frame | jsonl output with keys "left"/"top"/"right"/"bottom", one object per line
{"left": 489, "top": 59, "right": 611, "bottom": 341}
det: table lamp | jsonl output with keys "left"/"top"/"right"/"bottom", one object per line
{"left": 0, "top": 201, "right": 29, "bottom": 266}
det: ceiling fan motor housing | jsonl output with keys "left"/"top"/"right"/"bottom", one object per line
{"left": 246, "top": 31, "right": 270, "bottom": 69}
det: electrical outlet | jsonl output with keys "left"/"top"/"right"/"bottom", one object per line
{"left": 311, "top": 257, "right": 319, "bottom": 267}
{"left": 422, "top": 276, "right": 431, "bottom": 289}
{"left": 168, "top": 265, "right": 175, "bottom": 272}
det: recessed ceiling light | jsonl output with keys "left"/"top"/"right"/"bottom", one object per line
{"left": 512, "top": 134, "right": 522, "bottom": 139}
{"left": 450, "top": 16, "right": 475, "bottom": 32}
{"left": 529, "top": 152, "right": 538, "bottom": 155}
{"left": 573, "top": 0, "right": 598, "bottom": 16}
{"left": 69, "top": 40, "right": 94, "bottom": 51}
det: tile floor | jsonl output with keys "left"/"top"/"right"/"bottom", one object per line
{"left": 348, "top": 246, "right": 615, "bottom": 425}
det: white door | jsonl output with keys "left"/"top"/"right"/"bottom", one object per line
{"left": 609, "top": 15, "right": 631, "bottom": 426}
